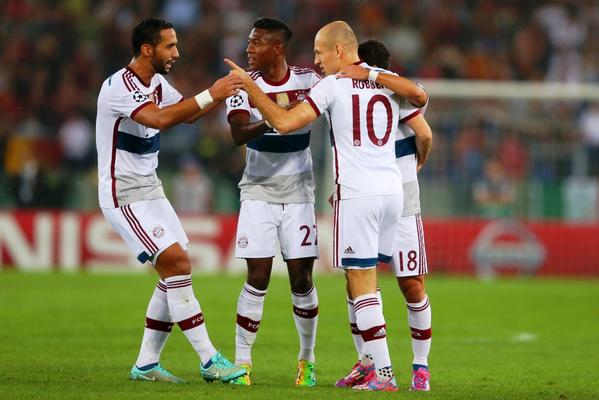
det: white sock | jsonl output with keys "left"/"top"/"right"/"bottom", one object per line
{"left": 348, "top": 287, "right": 382, "bottom": 365}
{"left": 235, "top": 283, "right": 266, "bottom": 365}
{"left": 165, "top": 275, "right": 216, "bottom": 365}
{"left": 135, "top": 280, "right": 173, "bottom": 368}
{"left": 407, "top": 295, "right": 432, "bottom": 367}
{"left": 292, "top": 286, "right": 318, "bottom": 363}
{"left": 354, "top": 293, "right": 393, "bottom": 380}
{"left": 346, "top": 297, "right": 364, "bottom": 361}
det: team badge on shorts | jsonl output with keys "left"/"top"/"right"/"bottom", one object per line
{"left": 229, "top": 95, "right": 243, "bottom": 108}
{"left": 237, "top": 235, "right": 249, "bottom": 248}
{"left": 152, "top": 225, "right": 165, "bottom": 239}
{"left": 133, "top": 91, "right": 149, "bottom": 103}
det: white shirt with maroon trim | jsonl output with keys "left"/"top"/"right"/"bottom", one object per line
{"left": 396, "top": 85, "right": 428, "bottom": 216}
{"left": 96, "top": 66, "right": 183, "bottom": 208}
{"left": 305, "top": 62, "right": 420, "bottom": 200}
{"left": 225, "top": 66, "right": 321, "bottom": 203}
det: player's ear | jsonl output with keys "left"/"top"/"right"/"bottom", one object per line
{"left": 335, "top": 43, "right": 343, "bottom": 58}
{"left": 141, "top": 43, "right": 153, "bottom": 58}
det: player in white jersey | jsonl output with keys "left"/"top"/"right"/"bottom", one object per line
{"left": 224, "top": 17, "right": 321, "bottom": 387}
{"left": 96, "top": 18, "right": 246, "bottom": 384}
{"left": 334, "top": 40, "right": 433, "bottom": 391}
{"left": 225, "top": 21, "right": 429, "bottom": 392}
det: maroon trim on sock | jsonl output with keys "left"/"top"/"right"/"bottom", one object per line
{"left": 292, "top": 286, "right": 314, "bottom": 297}
{"left": 166, "top": 278, "right": 192, "bottom": 289}
{"left": 361, "top": 324, "right": 387, "bottom": 342}
{"left": 350, "top": 323, "right": 361, "bottom": 335}
{"left": 145, "top": 317, "right": 174, "bottom": 332}
{"left": 410, "top": 327, "right": 432, "bottom": 340}
{"left": 177, "top": 313, "right": 204, "bottom": 331}
{"left": 236, "top": 314, "right": 261, "bottom": 333}
{"left": 156, "top": 281, "right": 167, "bottom": 292}
{"left": 407, "top": 297, "right": 429, "bottom": 312}
{"left": 354, "top": 298, "right": 379, "bottom": 313}
{"left": 243, "top": 285, "right": 266, "bottom": 297}
{"left": 293, "top": 305, "right": 318, "bottom": 319}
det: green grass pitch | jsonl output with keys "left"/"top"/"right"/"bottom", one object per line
{"left": 1, "top": 271, "right": 598, "bottom": 399}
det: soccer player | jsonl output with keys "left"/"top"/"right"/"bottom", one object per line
{"left": 334, "top": 40, "right": 433, "bottom": 391}
{"left": 224, "top": 17, "right": 321, "bottom": 387}
{"left": 225, "top": 21, "right": 426, "bottom": 392}
{"left": 95, "top": 18, "right": 246, "bottom": 383}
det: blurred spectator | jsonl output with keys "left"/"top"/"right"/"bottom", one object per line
{"left": 58, "top": 112, "right": 94, "bottom": 170}
{"left": 578, "top": 103, "right": 599, "bottom": 176}
{"left": 172, "top": 156, "right": 213, "bottom": 213}
{"left": 7, "top": 139, "right": 66, "bottom": 208}
{"left": 499, "top": 131, "right": 529, "bottom": 181}
{"left": 162, "top": 0, "right": 201, "bottom": 30}
{"left": 473, "top": 159, "right": 516, "bottom": 218}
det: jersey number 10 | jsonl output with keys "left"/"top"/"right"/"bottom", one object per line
{"left": 352, "top": 94, "right": 393, "bottom": 147}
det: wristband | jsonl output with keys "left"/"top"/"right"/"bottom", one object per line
{"left": 194, "top": 89, "right": 214, "bottom": 109}
{"left": 368, "top": 69, "right": 379, "bottom": 82}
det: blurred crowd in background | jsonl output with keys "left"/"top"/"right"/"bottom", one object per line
{"left": 1, "top": 0, "right": 599, "bottom": 219}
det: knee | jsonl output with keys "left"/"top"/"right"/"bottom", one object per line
{"left": 290, "top": 271, "right": 313, "bottom": 294}
{"left": 168, "top": 257, "right": 192, "bottom": 277}
{"left": 247, "top": 268, "right": 271, "bottom": 290}
{"left": 399, "top": 278, "right": 426, "bottom": 303}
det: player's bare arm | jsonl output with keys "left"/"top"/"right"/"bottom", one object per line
{"left": 184, "top": 100, "right": 222, "bottom": 124}
{"left": 404, "top": 113, "right": 433, "bottom": 172}
{"left": 337, "top": 65, "right": 427, "bottom": 107}
{"left": 228, "top": 111, "right": 271, "bottom": 145}
{"left": 133, "top": 74, "right": 243, "bottom": 130}
{"left": 225, "top": 58, "right": 317, "bottom": 134}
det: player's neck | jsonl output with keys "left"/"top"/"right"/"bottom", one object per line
{"left": 127, "top": 59, "right": 154, "bottom": 86}
{"left": 341, "top": 56, "right": 362, "bottom": 69}
{"left": 261, "top": 59, "right": 288, "bottom": 83}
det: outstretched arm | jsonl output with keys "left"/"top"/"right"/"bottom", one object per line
{"left": 404, "top": 113, "right": 433, "bottom": 171}
{"left": 337, "top": 65, "right": 427, "bottom": 107}
{"left": 184, "top": 101, "right": 222, "bottom": 124}
{"left": 133, "top": 74, "right": 242, "bottom": 130}
{"left": 224, "top": 59, "right": 318, "bottom": 134}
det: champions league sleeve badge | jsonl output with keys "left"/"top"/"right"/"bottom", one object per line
{"left": 133, "top": 91, "right": 149, "bottom": 103}
{"left": 229, "top": 94, "right": 244, "bottom": 108}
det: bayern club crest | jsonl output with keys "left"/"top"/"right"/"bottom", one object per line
{"left": 229, "top": 94, "right": 243, "bottom": 108}
{"left": 237, "top": 234, "right": 248, "bottom": 248}
{"left": 152, "top": 225, "right": 165, "bottom": 239}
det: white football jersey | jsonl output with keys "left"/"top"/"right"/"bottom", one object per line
{"left": 306, "top": 63, "right": 419, "bottom": 200}
{"left": 395, "top": 85, "right": 428, "bottom": 216}
{"left": 96, "top": 67, "right": 183, "bottom": 208}
{"left": 226, "top": 66, "right": 321, "bottom": 203}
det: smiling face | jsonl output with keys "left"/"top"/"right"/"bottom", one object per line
{"left": 148, "top": 28, "right": 179, "bottom": 74}
{"left": 246, "top": 28, "right": 281, "bottom": 71}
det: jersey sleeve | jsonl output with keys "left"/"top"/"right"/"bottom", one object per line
{"left": 107, "top": 84, "right": 153, "bottom": 119}
{"left": 304, "top": 76, "right": 333, "bottom": 117}
{"left": 310, "top": 71, "right": 322, "bottom": 88}
{"left": 161, "top": 77, "right": 184, "bottom": 106}
{"left": 398, "top": 95, "right": 421, "bottom": 123}
{"left": 225, "top": 89, "right": 251, "bottom": 121}
{"left": 415, "top": 82, "right": 429, "bottom": 115}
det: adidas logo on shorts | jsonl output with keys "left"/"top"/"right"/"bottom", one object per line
{"left": 344, "top": 246, "right": 355, "bottom": 255}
